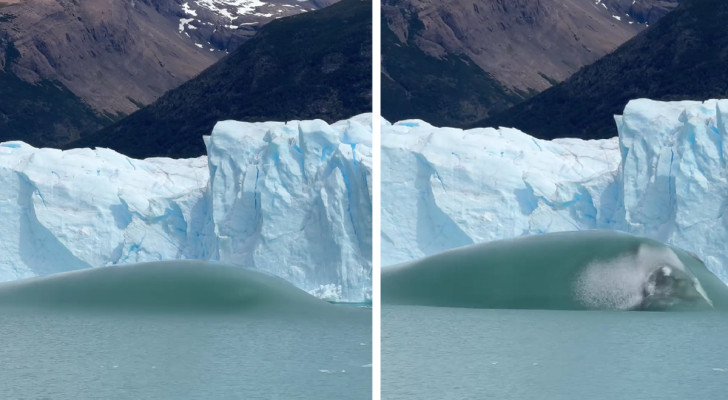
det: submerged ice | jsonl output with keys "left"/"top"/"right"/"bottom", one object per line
{"left": 382, "top": 99, "right": 728, "bottom": 284}
{"left": 0, "top": 115, "right": 372, "bottom": 302}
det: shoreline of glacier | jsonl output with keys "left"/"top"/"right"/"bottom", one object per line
{"left": 382, "top": 99, "right": 728, "bottom": 285}
{"left": 0, "top": 114, "right": 372, "bottom": 303}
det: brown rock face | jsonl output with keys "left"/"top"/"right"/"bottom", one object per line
{"left": 0, "top": 0, "right": 337, "bottom": 120}
{"left": 385, "top": 0, "right": 647, "bottom": 96}
{"left": 382, "top": 0, "right": 681, "bottom": 127}
{"left": 1, "top": 0, "right": 219, "bottom": 117}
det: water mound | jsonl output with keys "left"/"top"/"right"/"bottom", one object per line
{"left": 0, "top": 260, "right": 332, "bottom": 314}
{"left": 382, "top": 231, "right": 728, "bottom": 311}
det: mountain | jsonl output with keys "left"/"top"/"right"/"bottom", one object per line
{"left": 73, "top": 0, "right": 371, "bottom": 159}
{"left": 382, "top": 0, "right": 678, "bottom": 127}
{"left": 0, "top": 0, "right": 335, "bottom": 146}
{"left": 482, "top": 0, "right": 727, "bottom": 140}
{"left": 381, "top": 16, "right": 520, "bottom": 129}
{"left": 0, "top": 36, "right": 110, "bottom": 145}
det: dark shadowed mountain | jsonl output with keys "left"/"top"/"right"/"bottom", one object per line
{"left": 382, "top": 14, "right": 519, "bottom": 128}
{"left": 71, "top": 0, "right": 371, "bottom": 159}
{"left": 0, "top": 39, "right": 109, "bottom": 145}
{"left": 382, "top": 0, "right": 678, "bottom": 127}
{"left": 482, "top": 0, "right": 727, "bottom": 140}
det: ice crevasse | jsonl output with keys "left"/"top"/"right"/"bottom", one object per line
{"left": 0, "top": 114, "right": 372, "bottom": 302}
{"left": 382, "top": 99, "right": 728, "bottom": 285}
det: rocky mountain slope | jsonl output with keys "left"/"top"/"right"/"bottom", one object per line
{"left": 483, "top": 0, "right": 727, "bottom": 140}
{"left": 72, "top": 0, "right": 371, "bottom": 159}
{"left": 382, "top": 0, "right": 678, "bottom": 127}
{"left": 0, "top": 0, "right": 335, "bottom": 146}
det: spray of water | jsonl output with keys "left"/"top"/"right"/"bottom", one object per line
{"left": 574, "top": 244, "right": 712, "bottom": 310}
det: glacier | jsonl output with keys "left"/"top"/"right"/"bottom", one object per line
{"left": 382, "top": 99, "right": 728, "bottom": 284}
{"left": 0, "top": 114, "right": 372, "bottom": 302}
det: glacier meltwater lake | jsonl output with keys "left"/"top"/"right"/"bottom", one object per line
{"left": 0, "top": 261, "right": 372, "bottom": 399}
{"left": 382, "top": 306, "right": 728, "bottom": 399}
{"left": 382, "top": 231, "right": 728, "bottom": 399}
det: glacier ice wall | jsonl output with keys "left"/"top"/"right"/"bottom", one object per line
{"left": 206, "top": 116, "right": 372, "bottom": 301}
{"left": 382, "top": 122, "right": 621, "bottom": 264}
{"left": 0, "top": 114, "right": 372, "bottom": 302}
{"left": 382, "top": 99, "right": 728, "bottom": 284}
{"left": 617, "top": 100, "right": 728, "bottom": 283}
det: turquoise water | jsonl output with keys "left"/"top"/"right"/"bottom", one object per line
{"left": 383, "top": 231, "right": 728, "bottom": 311}
{"left": 382, "top": 305, "right": 728, "bottom": 399}
{"left": 0, "top": 261, "right": 331, "bottom": 314}
{"left": 382, "top": 232, "right": 728, "bottom": 398}
{"left": 0, "top": 262, "right": 372, "bottom": 399}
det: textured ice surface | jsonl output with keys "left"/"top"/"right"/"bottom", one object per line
{"left": 206, "top": 115, "right": 372, "bottom": 301}
{"left": 0, "top": 114, "right": 371, "bottom": 302}
{"left": 382, "top": 121, "right": 621, "bottom": 263}
{"left": 382, "top": 99, "right": 728, "bottom": 284}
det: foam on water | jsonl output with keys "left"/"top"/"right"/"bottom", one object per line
{"left": 574, "top": 244, "right": 714, "bottom": 310}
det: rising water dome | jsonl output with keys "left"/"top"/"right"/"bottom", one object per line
{"left": 0, "top": 260, "right": 337, "bottom": 315}
{"left": 382, "top": 231, "right": 728, "bottom": 311}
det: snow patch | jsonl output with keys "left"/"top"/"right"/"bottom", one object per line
{"left": 195, "top": 0, "right": 267, "bottom": 20}
{"left": 178, "top": 18, "right": 195, "bottom": 33}
{"left": 182, "top": 2, "right": 198, "bottom": 16}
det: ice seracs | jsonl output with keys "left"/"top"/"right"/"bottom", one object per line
{"left": 382, "top": 99, "right": 728, "bottom": 284}
{"left": 617, "top": 99, "right": 728, "bottom": 283}
{"left": 206, "top": 115, "right": 372, "bottom": 302}
{"left": 382, "top": 119, "right": 621, "bottom": 265}
{"left": 0, "top": 114, "right": 372, "bottom": 303}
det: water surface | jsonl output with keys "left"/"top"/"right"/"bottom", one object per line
{"left": 0, "top": 261, "right": 372, "bottom": 399}
{"left": 382, "top": 305, "right": 728, "bottom": 400}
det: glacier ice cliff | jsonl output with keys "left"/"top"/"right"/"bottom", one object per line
{"left": 382, "top": 99, "right": 728, "bottom": 284}
{"left": 0, "top": 114, "right": 372, "bottom": 302}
